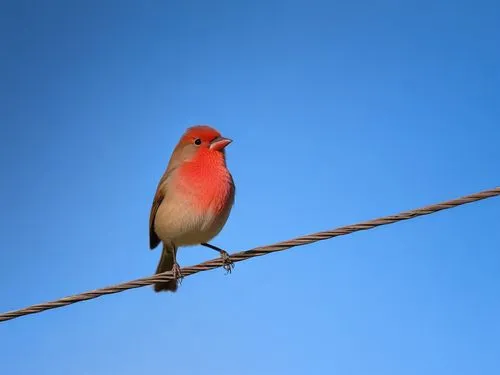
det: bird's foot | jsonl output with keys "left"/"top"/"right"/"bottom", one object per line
{"left": 172, "top": 262, "right": 183, "bottom": 285}
{"left": 219, "top": 250, "right": 235, "bottom": 274}
{"left": 201, "top": 243, "right": 235, "bottom": 275}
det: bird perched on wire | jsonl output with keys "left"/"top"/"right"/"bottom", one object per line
{"left": 149, "top": 125, "right": 236, "bottom": 292}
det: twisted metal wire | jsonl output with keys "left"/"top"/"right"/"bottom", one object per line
{"left": 1, "top": 187, "right": 499, "bottom": 323}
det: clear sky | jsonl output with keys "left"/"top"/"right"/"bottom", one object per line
{"left": 1, "top": 1, "right": 499, "bottom": 374}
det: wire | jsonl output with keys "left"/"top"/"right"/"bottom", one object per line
{"left": 1, "top": 187, "right": 498, "bottom": 323}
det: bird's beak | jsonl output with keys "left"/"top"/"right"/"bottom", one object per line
{"left": 210, "top": 136, "right": 232, "bottom": 151}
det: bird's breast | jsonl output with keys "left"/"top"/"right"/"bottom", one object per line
{"left": 154, "top": 159, "right": 234, "bottom": 246}
{"left": 176, "top": 159, "right": 234, "bottom": 215}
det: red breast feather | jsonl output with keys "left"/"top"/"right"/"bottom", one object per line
{"left": 176, "top": 148, "right": 234, "bottom": 215}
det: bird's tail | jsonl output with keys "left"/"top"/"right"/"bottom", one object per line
{"left": 154, "top": 243, "right": 178, "bottom": 292}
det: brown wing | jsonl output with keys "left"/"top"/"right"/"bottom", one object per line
{"left": 149, "top": 187, "right": 164, "bottom": 249}
{"left": 149, "top": 141, "right": 186, "bottom": 250}
{"left": 149, "top": 167, "right": 175, "bottom": 250}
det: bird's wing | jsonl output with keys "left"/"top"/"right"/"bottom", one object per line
{"left": 149, "top": 168, "right": 173, "bottom": 250}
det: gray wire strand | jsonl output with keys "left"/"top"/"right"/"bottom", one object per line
{"left": 1, "top": 187, "right": 499, "bottom": 323}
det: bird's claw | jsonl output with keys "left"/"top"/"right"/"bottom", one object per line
{"left": 172, "top": 262, "right": 183, "bottom": 285}
{"left": 219, "top": 250, "right": 235, "bottom": 274}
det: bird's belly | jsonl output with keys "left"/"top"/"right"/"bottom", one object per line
{"left": 154, "top": 198, "right": 231, "bottom": 247}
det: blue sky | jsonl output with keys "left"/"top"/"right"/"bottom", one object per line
{"left": 0, "top": 1, "right": 499, "bottom": 374}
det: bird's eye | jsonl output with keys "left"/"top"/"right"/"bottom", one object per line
{"left": 194, "top": 138, "right": 202, "bottom": 145}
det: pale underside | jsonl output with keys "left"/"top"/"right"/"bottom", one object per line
{"left": 154, "top": 192, "right": 233, "bottom": 247}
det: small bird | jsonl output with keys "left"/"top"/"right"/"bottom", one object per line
{"left": 149, "top": 125, "right": 235, "bottom": 292}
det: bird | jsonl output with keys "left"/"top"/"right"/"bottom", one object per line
{"left": 149, "top": 125, "right": 236, "bottom": 292}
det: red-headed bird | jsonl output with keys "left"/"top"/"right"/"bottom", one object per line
{"left": 149, "top": 125, "right": 235, "bottom": 292}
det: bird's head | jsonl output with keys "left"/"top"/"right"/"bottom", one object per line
{"left": 180, "top": 125, "right": 232, "bottom": 152}
{"left": 171, "top": 125, "right": 232, "bottom": 167}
